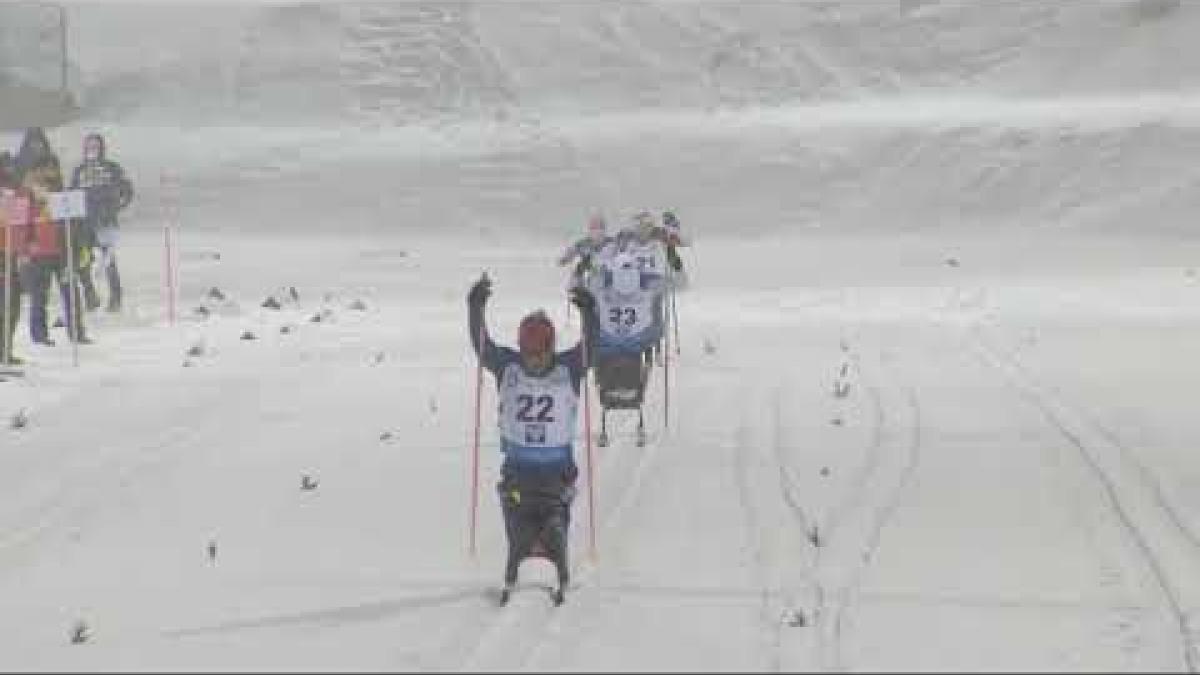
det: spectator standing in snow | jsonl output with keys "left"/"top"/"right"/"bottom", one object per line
{"left": 71, "top": 132, "right": 133, "bottom": 312}
{"left": 19, "top": 155, "right": 91, "bottom": 346}
{"left": 12, "top": 127, "right": 60, "bottom": 185}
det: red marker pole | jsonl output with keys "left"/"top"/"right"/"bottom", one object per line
{"left": 164, "top": 227, "right": 175, "bottom": 325}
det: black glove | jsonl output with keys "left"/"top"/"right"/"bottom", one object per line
{"left": 468, "top": 275, "right": 492, "bottom": 307}
{"left": 667, "top": 245, "right": 683, "bottom": 272}
{"left": 568, "top": 286, "right": 595, "bottom": 312}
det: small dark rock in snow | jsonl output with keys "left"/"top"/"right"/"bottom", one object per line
{"left": 207, "top": 287, "right": 226, "bottom": 301}
{"left": 372, "top": 351, "right": 385, "bottom": 365}
{"left": 193, "top": 305, "right": 211, "bottom": 318}
{"left": 186, "top": 342, "right": 205, "bottom": 357}
{"left": 349, "top": 299, "right": 368, "bottom": 311}
{"left": 300, "top": 474, "right": 319, "bottom": 491}
{"left": 182, "top": 359, "right": 194, "bottom": 368}
{"left": 379, "top": 431, "right": 394, "bottom": 442}
{"left": 946, "top": 257, "right": 960, "bottom": 267}
{"left": 808, "top": 527, "right": 821, "bottom": 548}
{"left": 784, "top": 609, "right": 807, "bottom": 628}
{"left": 819, "top": 466, "right": 830, "bottom": 477}
{"left": 206, "top": 539, "right": 217, "bottom": 562}
{"left": 830, "top": 416, "right": 844, "bottom": 426}
{"left": 280, "top": 324, "right": 294, "bottom": 334}
{"left": 288, "top": 286, "right": 300, "bottom": 302}
{"left": 240, "top": 330, "right": 257, "bottom": 341}
{"left": 262, "top": 296, "right": 282, "bottom": 310}
{"left": 702, "top": 338, "right": 716, "bottom": 355}
{"left": 212, "top": 252, "right": 222, "bottom": 261}
{"left": 10, "top": 408, "right": 28, "bottom": 430}
{"left": 70, "top": 620, "right": 89, "bottom": 644}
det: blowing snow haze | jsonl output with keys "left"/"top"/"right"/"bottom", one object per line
{"left": 2, "top": 1, "right": 1200, "bottom": 672}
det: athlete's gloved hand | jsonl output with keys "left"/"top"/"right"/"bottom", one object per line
{"left": 568, "top": 286, "right": 595, "bottom": 312}
{"left": 468, "top": 274, "right": 492, "bottom": 308}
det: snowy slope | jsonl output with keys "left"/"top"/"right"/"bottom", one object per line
{"left": 2, "top": 0, "right": 1200, "bottom": 671}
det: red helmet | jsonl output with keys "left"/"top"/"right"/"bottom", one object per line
{"left": 518, "top": 311, "right": 555, "bottom": 356}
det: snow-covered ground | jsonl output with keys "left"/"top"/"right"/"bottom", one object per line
{"left": 3, "top": 1, "right": 1200, "bottom": 670}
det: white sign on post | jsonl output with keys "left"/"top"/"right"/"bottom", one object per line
{"left": 1, "top": 189, "right": 30, "bottom": 226}
{"left": 48, "top": 190, "right": 87, "bottom": 221}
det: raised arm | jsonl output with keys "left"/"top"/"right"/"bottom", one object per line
{"left": 467, "top": 275, "right": 504, "bottom": 375}
{"left": 566, "top": 285, "right": 597, "bottom": 377}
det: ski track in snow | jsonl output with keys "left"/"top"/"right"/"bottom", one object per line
{"left": 966, "top": 322, "right": 1200, "bottom": 672}
{"left": 799, "top": 339, "right": 924, "bottom": 672}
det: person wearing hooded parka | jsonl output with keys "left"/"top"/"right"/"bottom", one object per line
{"left": 13, "top": 127, "right": 60, "bottom": 185}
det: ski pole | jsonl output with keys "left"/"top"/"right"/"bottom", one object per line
{"left": 663, "top": 298, "right": 670, "bottom": 431}
{"left": 581, "top": 309, "right": 597, "bottom": 560}
{"left": 64, "top": 214, "right": 78, "bottom": 367}
{"left": 671, "top": 280, "right": 680, "bottom": 356}
{"left": 468, "top": 282, "right": 486, "bottom": 558}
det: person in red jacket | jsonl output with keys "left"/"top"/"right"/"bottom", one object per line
{"left": 19, "top": 156, "right": 91, "bottom": 346}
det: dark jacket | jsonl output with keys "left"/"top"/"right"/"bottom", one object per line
{"left": 70, "top": 134, "right": 133, "bottom": 228}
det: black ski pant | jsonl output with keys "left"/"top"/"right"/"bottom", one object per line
{"left": 25, "top": 256, "right": 86, "bottom": 343}
{"left": 497, "top": 466, "right": 575, "bottom": 589}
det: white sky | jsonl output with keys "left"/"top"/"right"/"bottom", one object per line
{"left": 3, "top": 1, "right": 1200, "bottom": 671}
